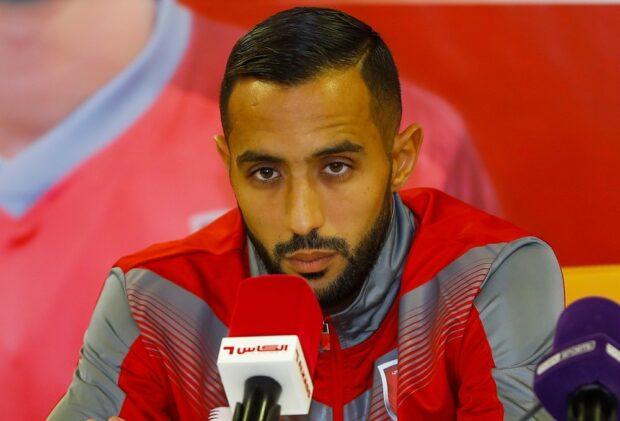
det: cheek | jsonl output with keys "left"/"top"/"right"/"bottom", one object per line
{"left": 322, "top": 166, "right": 390, "bottom": 245}
{"left": 231, "top": 173, "right": 287, "bottom": 249}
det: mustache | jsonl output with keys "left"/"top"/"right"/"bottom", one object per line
{"left": 274, "top": 229, "right": 350, "bottom": 259}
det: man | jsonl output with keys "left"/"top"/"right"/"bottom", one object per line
{"left": 48, "top": 6, "right": 562, "bottom": 420}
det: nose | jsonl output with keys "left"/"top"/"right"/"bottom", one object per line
{"left": 286, "top": 178, "right": 324, "bottom": 236}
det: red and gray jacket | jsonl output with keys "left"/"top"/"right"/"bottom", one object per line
{"left": 50, "top": 188, "right": 564, "bottom": 420}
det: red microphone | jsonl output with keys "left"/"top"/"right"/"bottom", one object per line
{"left": 217, "top": 275, "right": 323, "bottom": 420}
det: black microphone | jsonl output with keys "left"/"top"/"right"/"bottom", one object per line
{"left": 231, "top": 376, "right": 282, "bottom": 421}
{"left": 533, "top": 296, "right": 620, "bottom": 421}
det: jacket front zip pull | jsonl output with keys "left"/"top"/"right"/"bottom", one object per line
{"left": 321, "top": 320, "right": 331, "bottom": 351}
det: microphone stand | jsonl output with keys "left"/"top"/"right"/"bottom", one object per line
{"left": 568, "top": 384, "right": 617, "bottom": 421}
{"left": 232, "top": 376, "right": 282, "bottom": 421}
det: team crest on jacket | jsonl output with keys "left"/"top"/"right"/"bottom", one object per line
{"left": 378, "top": 359, "right": 398, "bottom": 420}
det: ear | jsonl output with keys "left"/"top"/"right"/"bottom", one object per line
{"left": 390, "top": 123, "right": 423, "bottom": 191}
{"left": 214, "top": 135, "right": 231, "bottom": 171}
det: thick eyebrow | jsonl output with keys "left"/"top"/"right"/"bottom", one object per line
{"left": 311, "top": 140, "right": 365, "bottom": 158}
{"left": 236, "top": 150, "right": 285, "bottom": 166}
{"left": 235, "top": 140, "right": 365, "bottom": 167}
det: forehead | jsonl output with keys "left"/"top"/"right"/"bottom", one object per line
{"left": 226, "top": 67, "right": 380, "bottom": 151}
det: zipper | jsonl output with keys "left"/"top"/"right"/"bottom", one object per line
{"left": 325, "top": 317, "right": 344, "bottom": 421}
{"left": 321, "top": 321, "right": 331, "bottom": 351}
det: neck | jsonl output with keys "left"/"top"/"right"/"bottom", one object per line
{"left": 0, "top": 0, "right": 155, "bottom": 158}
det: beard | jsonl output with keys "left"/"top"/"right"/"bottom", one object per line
{"left": 246, "top": 190, "right": 393, "bottom": 311}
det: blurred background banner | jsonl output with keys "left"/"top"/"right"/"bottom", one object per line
{"left": 188, "top": 1, "right": 620, "bottom": 267}
{"left": 1, "top": 0, "right": 618, "bottom": 418}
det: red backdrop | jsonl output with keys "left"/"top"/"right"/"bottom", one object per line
{"left": 184, "top": 1, "right": 620, "bottom": 266}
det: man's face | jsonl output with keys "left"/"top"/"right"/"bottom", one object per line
{"left": 220, "top": 68, "right": 399, "bottom": 311}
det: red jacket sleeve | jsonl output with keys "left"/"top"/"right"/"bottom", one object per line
{"left": 455, "top": 241, "right": 564, "bottom": 420}
{"left": 49, "top": 269, "right": 171, "bottom": 420}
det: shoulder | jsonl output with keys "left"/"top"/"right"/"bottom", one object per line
{"left": 113, "top": 208, "right": 248, "bottom": 323}
{"left": 399, "top": 188, "right": 561, "bottom": 309}
{"left": 400, "top": 188, "right": 528, "bottom": 259}
{"left": 115, "top": 208, "right": 245, "bottom": 271}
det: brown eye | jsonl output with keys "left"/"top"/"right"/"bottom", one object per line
{"left": 259, "top": 168, "right": 274, "bottom": 178}
{"left": 324, "top": 161, "right": 350, "bottom": 176}
{"left": 253, "top": 167, "right": 280, "bottom": 182}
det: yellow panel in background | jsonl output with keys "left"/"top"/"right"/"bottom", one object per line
{"left": 562, "top": 265, "right": 620, "bottom": 305}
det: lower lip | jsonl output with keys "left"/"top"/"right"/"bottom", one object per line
{"left": 286, "top": 255, "right": 335, "bottom": 274}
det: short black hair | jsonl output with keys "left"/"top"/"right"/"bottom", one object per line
{"left": 219, "top": 7, "right": 402, "bottom": 141}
